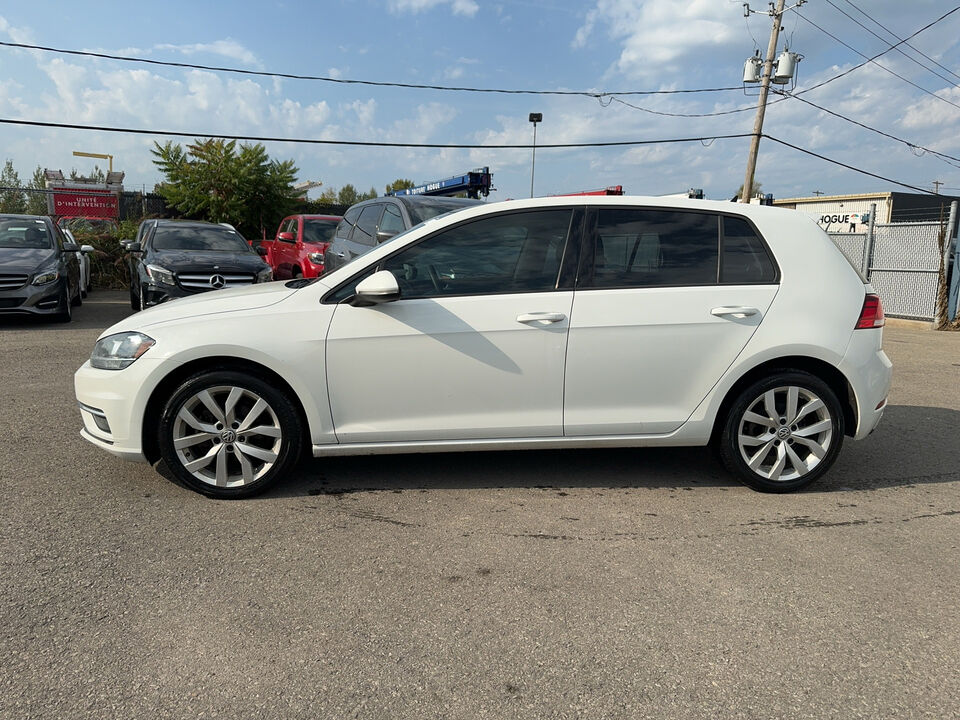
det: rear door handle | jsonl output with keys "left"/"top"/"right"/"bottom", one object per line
{"left": 517, "top": 312, "right": 566, "bottom": 324}
{"left": 711, "top": 306, "right": 760, "bottom": 318}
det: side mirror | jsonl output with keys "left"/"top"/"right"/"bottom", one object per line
{"left": 350, "top": 270, "right": 400, "bottom": 306}
{"left": 120, "top": 238, "right": 133, "bottom": 248}
{"left": 62, "top": 242, "right": 79, "bottom": 253}
{"left": 278, "top": 231, "right": 296, "bottom": 242}
{"left": 376, "top": 230, "right": 397, "bottom": 244}
{"left": 256, "top": 245, "right": 269, "bottom": 256}
{"left": 128, "top": 242, "right": 142, "bottom": 253}
{"left": 80, "top": 244, "right": 95, "bottom": 254}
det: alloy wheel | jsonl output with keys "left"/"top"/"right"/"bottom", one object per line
{"left": 172, "top": 385, "right": 283, "bottom": 488}
{"left": 736, "top": 385, "right": 834, "bottom": 483}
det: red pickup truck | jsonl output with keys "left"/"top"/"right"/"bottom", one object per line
{"left": 260, "top": 214, "right": 342, "bottom": 279}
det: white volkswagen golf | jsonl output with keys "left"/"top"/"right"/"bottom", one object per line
{"left": 75, "top": 196, "right": 891, "bottom": 498}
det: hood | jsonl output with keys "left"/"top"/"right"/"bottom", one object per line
{"left": 149, "top": 249, "right": 268, "bottom": 273}
{"left": 123, "top": 281, "right": 298, "bottom": 331}
{"left": 0, "top": 247, "right": 57, "bottom": 273}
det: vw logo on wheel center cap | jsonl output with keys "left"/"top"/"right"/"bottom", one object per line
{"left": 210, "top": 274, "right": 226, "bottom": 289}
{"left": 777, "top": 426, "right": 791, "bottom": 439}
{"left": 220, "top": 429, "right": 237, "bottom": 443}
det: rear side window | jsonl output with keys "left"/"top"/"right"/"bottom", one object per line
{"left": 721, "top": 216, "right": 777, "bottom": 284}
{"left": 335, "top": 206, "right": 361, "bottom": 240}
{"left": 353, "top": 205, "right": 383, "bottom": 246}
{"left": 583, "top": 208, "right": 718, "bottom": 288}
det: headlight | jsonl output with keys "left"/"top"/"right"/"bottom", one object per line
{"left": 90, "top": 332, "right": 156, "bottom": 370}
{"left": 256, "top": 267, "right": 273, "bottom": 282}
{"left": 32, "top": 270, "right": 59, "bottom": 286}
{"left": 307, "top": 252, "right": 325, "bottom": 265}
{"left": 145, "top": 264, "right": 176, "bottom": 285}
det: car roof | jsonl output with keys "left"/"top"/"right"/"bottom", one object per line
{"left": 153, "top": 219, "right": 236, "bottom": 229}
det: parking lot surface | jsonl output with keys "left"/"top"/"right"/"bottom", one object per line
{"left": 2, "top": 293, "right": 959, "bottom": 719}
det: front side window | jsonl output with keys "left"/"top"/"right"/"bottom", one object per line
{"left": 381, "top": 209, "right": 573, "bottom": 299}
{"left": 583, "top": 209, "right": 719, "bottom": 288}
{"left": 379, "top": 205, "right": 405, "bottom": 236}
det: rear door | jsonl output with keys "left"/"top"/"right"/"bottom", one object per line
{"left": 563, "top": 208, "right": 779, "bottom": 436}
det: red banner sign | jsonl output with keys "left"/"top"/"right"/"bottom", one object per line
{"left": 52, "top": 189, "right": 119, "bottom": 218}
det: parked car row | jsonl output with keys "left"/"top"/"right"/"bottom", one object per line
{"left": 0, "top": 213, "right": 90, "bottom": 322}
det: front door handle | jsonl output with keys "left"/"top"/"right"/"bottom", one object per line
{"left": 711, "top": 306, "right": 760, "bottom": 318}
{"left": 330, "top": 251, "right": 346, "bottom": 259}
{"left": 517, "top": 312, "right": 566, "bottom": 324}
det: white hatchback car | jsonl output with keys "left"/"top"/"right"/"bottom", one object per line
{"left": 75, "top": 196, "right": 891, "bottom": 498}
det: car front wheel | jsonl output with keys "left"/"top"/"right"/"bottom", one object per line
{"left": 158, "top": 370, "right": 303, "bottom": 498}
{"left": 718, "top": 371, "right": 844, "bottom": 493}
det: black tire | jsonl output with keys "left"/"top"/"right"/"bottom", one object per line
{"left": 717, "top": 370, "right": 844, "bottom": 493}
{"left": 130, "top": 282, "right": 141, "bottom": 311}
{"left": 158, "top": 370, "right": 303, "bottom": 499}
{"left": 71, "top": 280, "right": 82, "bottom": 307}
{"left": 54, "top": 284, "right": 72, "bottom": 323}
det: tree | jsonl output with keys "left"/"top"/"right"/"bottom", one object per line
{"left": 735, "top": 180, "right": 763, "bottom": 200}
{"left": 0, "top": 160, "right": 26, "bottom": 213}
{"left": 337, "top": 184, "right": 360, "bottom": 206}
{"left": 361, "top": 186, "right": 378, "bottom": 201}
{"left": 385, "top": 178, "right": 415, "bottom": 194}
{"left": 316, "top": 187, "right": 339, "bottom": 205}
{"left": 25, "top": 165, "right": 48, "bottom": 215}
{"left": 152, "top": 139, "right": 300, "bottom": 238}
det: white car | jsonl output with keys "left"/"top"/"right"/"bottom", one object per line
{"left": 75, "top": 196, "right": 892, "bottom": 498}
{"left": 62, "top": 228, "right": 94, "bottom": 297}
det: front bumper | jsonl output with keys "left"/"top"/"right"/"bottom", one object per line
{"left": 74, "top": 358, "right": 165, "bottom": 463}
{"left": 0, "top": 280, "right": 65, "bottom": 316}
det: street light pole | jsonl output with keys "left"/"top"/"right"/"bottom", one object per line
{"left": 741, "top": 0, "right": 786, "bottom": 203}
{"left": 529, "top": 112, "right": 542, "bottom": 198}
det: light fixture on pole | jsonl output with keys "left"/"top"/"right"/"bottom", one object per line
{"left": 529, "top": 112, "right": 542, "bottom": 198}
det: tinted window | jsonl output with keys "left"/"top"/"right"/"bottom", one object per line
{"left": 152, "top": 226, "right": 251, "bottom": 252}
{"left": 353, "top": 205, "right": 383, "bottom": 246}
{"left": 0, "top": 219, "right": 52, "bottom": 249}
{"left": 382, "top": 209, "right": 572, "bottom": 299}
{"left": 303, "top": 219, "right": 338, "bottom": 245}
{"left": 584, "top": 209, "right": 718, "bottom": 288}
{"left": 379, "top": 205, "right": 405, "bottom": 236}
{"left": 721, "top": 216, "right": 777, "bottom": 283}
{"left": 335, "top": 206, "right": 361, "bottom": 240}
{"left": 403, "top": 197, "right": 479, "bottom": 225}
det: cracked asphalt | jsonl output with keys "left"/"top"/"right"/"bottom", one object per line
{"left": 2, "top": 293, "right": 959, "bottom": 719}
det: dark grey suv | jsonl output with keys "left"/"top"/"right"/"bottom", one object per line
{"left": 0, "top": 214, "right": 82, "bottom": 322}
{"left": 323, "top": 195, "right": 480, "bottom": 273}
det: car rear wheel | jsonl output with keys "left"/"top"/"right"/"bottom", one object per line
{"left": 718, "top": 371, "right": 844, "bottom": 493}
{"left": 158, "top": 370, "right": 303, "bottom": 498}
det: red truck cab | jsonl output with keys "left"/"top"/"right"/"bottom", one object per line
{"left": 260, "top": 214, "right": 342, "bottom": 279}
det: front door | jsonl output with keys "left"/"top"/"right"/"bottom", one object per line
{"left": 325, "top": 208, "right": 579, "bottom": 444}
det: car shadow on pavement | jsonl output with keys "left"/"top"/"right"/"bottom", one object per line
{"left": 266, "top": 404, "right": 960, "bottom": 498}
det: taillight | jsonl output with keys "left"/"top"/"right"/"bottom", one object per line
{"left": 855, "top": 293, "right": 884, "bottom": 329}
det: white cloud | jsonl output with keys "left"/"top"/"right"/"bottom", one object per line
{"left": 387, "top": 0, "right": 479, "bottom": 17}
{"left": 154, "top": 39, "right": 259, "bottom": 66}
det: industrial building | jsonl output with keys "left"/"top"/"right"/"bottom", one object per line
{"left": 774, "top": 191, "right": 960, "bottom": 234}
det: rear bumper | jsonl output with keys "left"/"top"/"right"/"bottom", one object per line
{"left": 840, "top": 328, "right": 893, "bottom": 440}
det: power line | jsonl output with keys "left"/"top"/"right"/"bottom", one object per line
{"left": 841, "top": 0, "right": 960, "bottom": 84}
{"left": 775, "top": 90, "right": 960, "bottom": 169}
{"left": 824, "top": 0, "right": 960, "bottom": 89}
{"left": 792, "top": 6, "right": 960, "bottom": 98}
{"left": 0, "top": 116, "right": 753, "bottom": 149}
{"left": 0, "top": 40, "right": 742, "bottom": 99}
{"left": 609, "top": 94, "right": 789, "bottom": 118}
{"left": 763, "top": 134, "right": 937, "bottom": 194}
{"left": 794, "top": 9, "right": 960, "bottom": 112}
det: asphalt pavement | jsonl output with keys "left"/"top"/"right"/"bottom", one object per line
{"left": 1, "top": 292, "right": 958, "bottom": 719}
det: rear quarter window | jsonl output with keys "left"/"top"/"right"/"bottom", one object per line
{"left": 720, "top": 216, "right": 778, "bottom": 284}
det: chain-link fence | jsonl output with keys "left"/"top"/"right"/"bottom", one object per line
{"left": 829, "top": 221, "right": 947, "bottom": 321}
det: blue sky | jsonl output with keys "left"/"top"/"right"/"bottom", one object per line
{"left": 1, "top": 0, "right": 959, "bottom": 202}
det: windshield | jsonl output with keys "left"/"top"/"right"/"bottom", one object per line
{"left": 152, "top": 226, "right": 251, "bottom": 252}
{"left": 0, "top": 219, "right": 52, "bottom": 249}
{"left": 303, "top": 219, "right": 338, "bottom": 245}
{"left": 403, "top": 198, "right": 480, "bottom": 225}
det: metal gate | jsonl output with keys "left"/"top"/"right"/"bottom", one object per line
{"left": 829, "top": 221, "right": 947, "bottom": 321}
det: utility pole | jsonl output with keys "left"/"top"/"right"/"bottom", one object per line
{"left": 933, "top": 180, "right": 943, "bottom": 194}
{"left": 741, "top": 0, "right": 787, "bottom": 203}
